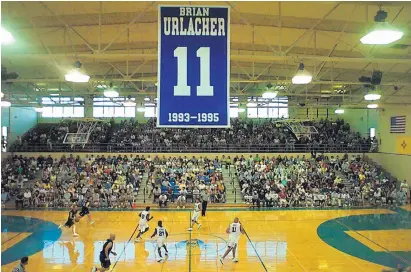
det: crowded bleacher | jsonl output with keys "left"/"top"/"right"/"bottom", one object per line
{"left": 10, "top": 118, "right": 377, "bottom": 152}
{"left": 2, "top": 151, "right": 408, "bottom": 210}
{"left": 1, "top": 154, "right": 229, "bottom": 209}
{"left": 147, "top": 156, "right": 226, "bottom": 207}
{"left": 3, "top": 154, "right": 144, "bottom": 208}
{"left": 235, "top": 153, "right": 408, "bottom": 208}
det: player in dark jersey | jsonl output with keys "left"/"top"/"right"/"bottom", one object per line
{"left": 79, "top": 198, "right": 94, "bottom": 225}
{"left": 91, "top": 233, "right": 117, "bottom": 272}
{"left": 59, "top": 205, "right": 79, "bottom": 237}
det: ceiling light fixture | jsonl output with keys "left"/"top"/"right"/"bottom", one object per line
{"left": 103, "top": 83, "right": 119, "bottom": 98}
{"left": 144, "top": 97, "right": 151, "bottom": 102}
{"left": 1, "top": 100, "right": 11, "bottom": 107}
{"left": 262, "top": 91, "right": 278, "bottom": 99}
{"left": 367, "top": 104, "right": 379, "bottom": 109}
{"left": 335, "top": 109, "right": 344, "bottom": 114}
{"left": 65, "top": 61, "right": 90, "bottom": 83}
{"left": 292, "top": 63, "right": 312, "bottom": 84}
{"left": 360, "top": 9, "right": 403, "bottom": 45}
{"left": 123, "top": 96, "right": 136, "bottom": 107}
{"left": 364, "top": 93, "right": 381, "bottom": 101}
{"left": 0, "top": 27, "right": 15, "bottom": 45}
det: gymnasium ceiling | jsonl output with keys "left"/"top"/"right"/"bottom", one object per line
{"left": 1, "top": 1, "right": 411, "bottom": 108}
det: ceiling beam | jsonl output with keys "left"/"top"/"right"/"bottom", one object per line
{"left": 5, "top": 88, "right": 411, "bottom": 99}
{"left": 4, "top": 77, "right": 411, "bottom": 86}
{"left": 40, "top": 2, "right": 96, "bottom": 53}
{"left": 4, "top": 52, "right": 411, "bottom": 65}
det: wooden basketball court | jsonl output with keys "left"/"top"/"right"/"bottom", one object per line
{"left": 2, "top": 207, "right": 411, "bottom": 271}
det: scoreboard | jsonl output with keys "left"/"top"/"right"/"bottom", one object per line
{"left": 157, "top": 6, "right": 230, "bottom": 128}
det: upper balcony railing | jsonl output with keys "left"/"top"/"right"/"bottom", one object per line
{"left": 7, "top": 143, "right": 376, "bottom": 153}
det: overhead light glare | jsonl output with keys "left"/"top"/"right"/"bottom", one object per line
{"left": 0, "top": 27, "right": 15, "bottom": 45}
{"left": 65, "top": 61, "right": 90, "bottom": 83}
{"left": 292, "top": 63, "right": 312, "bottom": 84}
{"left": 367, "top": 104, "right": 379, "bottom": 109}
{"left": 246, "top": 102, "right": 257, "bottom": 107}
{"left": 238, "top": 108, "right": 245, "bottom": 113}
{"left": 137, "top": 107, "right": 146, "bottom": 112}
{"left": 335, "top": 109, "right": 344, "bottom": 114}
{"left": 104, "top": 83, "right": 119, "bottom": 98}
{"left": 360, "top": 23, "right": 403, "bottom": 45}
{"left": 262, "top": 91, "right": 278, "bottom": 99}
{"left": 364, "top": 93, "right": 381, "bottom": 101}
{"left": 1, "top": 101, "right": 11, "bottom": 107}
{"left": 104, "top": 90, "right": 119, "bottom": 98}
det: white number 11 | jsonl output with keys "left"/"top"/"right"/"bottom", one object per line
{"left": 173, "top": 47, "right": 214, "bottom": 96}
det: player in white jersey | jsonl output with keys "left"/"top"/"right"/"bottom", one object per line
{"left": 134, "top": 206, "right": 153, "bottom": 242}
{"left": 188, "top": 199, "right": 202, "bottom": 231}
{"left": 150, "top": 220, "right": 169, "bottom": 263}
{"left": 219, "top": 217, "right": 244, "bottom": 264}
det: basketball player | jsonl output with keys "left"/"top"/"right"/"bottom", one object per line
{"left": 91, "top": 233, "right": 117, "bottom": 272}
{"left": 134, "top": 206, "right": 153, "bottom": 242}
{"left": 150, "top": 220, "right": 169, "bottom": 263}
{"left": 187, "top": 199, "right": 202, "bottom": 231}
{"left": 219, "top": 217, "right": 244, "bottom": 264}
{"left": 79, "top": 198, "right": 94, "bottom": 225}
{"left": 59, "top": 205, "right": 79, "bottom": 237}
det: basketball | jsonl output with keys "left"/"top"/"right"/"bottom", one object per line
{"left": 75, "top": 216, "right": 81, "bottom": 222}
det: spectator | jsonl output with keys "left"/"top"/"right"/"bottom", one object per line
{"left": 23, "top": 189, "right": 32, "bottom": 207}
{"left": 176, "top": 194, "right": 186, "bottom": 209}
{"left": 15, "top": 190, "right": 24, "bottom": 209}
{"left": 12, "top": 256, "right": 29, "bottom": 272}
{"left": 1, "top": 189, "right": 9, "bottom": 205}
{"left": 153, "top": 186, "right": 161, "bottom": 203}
{"left": 159, "top": 193, "right": 168, "bottom": 207}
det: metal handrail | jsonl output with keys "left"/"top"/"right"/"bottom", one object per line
{"left": 8, "top": 143, "right": 375, "bottom": 153}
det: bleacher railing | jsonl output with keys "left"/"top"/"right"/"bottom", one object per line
{"left": 8, "top": 143, "right": 375, "bottom": 153}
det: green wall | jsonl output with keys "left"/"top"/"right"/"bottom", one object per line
{"left": 1, "top": 107, "right": 38, "bottom": 142}
{"left": 367, "top": 153, "right": 411, "bottom": 185}
{"left": 343, "top": 109, "right": 380, "bottom": 137}
{"left": 288, "top": 107, "right": 379, "bottom": 137}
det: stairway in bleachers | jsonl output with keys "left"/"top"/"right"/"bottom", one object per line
{"left": 134, "top": 171, "right": 150, "bottom": 204}
{"left": 222, "top": 166, "right": 241, "bottom": 204}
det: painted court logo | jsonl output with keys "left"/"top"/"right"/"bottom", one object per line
{"left": 186, "top": 239, "right": 201, "bottom": 248}
{"left": 317, "top": 208, "right": 411, "bottom": 268}
{"left": 1, "top": 215, "right": 61, "bottom": 266}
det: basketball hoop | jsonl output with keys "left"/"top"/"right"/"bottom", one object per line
{"left": 277, "top": 119, "right": 318, "bottom": 140}
{"left": 62, "top": 118, "right": 103, "bottom": 148}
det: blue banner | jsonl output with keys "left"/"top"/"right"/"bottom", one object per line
{"left": 158, "top": 6, "right": 230, "bottom": 127}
